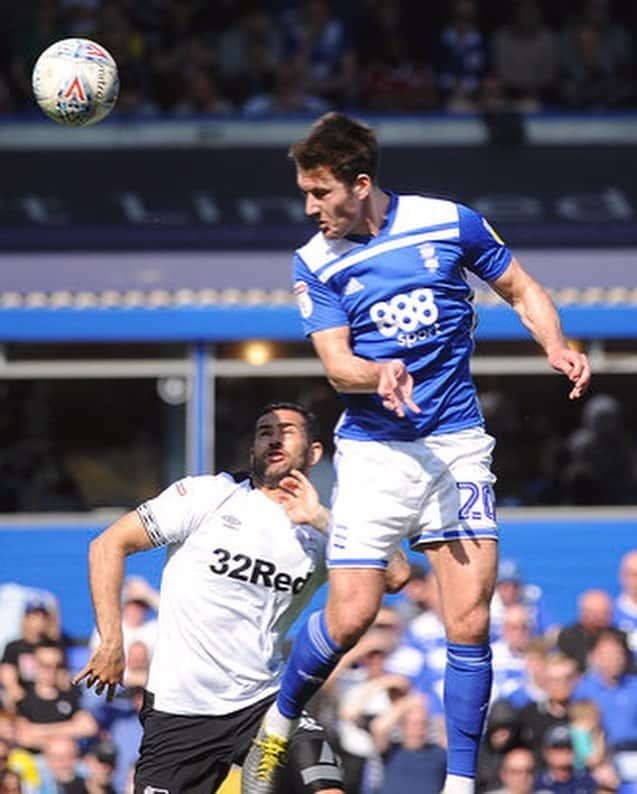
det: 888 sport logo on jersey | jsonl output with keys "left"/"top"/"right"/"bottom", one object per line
{"left": 369, "top": 288, "right": 440, "bottom": 347}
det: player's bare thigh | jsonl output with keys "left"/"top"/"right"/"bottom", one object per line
{"left": 424, "top": 538, "right": 498, "bottom": 645}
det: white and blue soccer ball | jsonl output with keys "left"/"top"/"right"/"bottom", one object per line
{"left": 32, "top": 38, "right": 119, "bottom": 126}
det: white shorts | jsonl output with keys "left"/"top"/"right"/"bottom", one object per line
{"left": 327, "top": 426, "right": 497, "bottom": 569}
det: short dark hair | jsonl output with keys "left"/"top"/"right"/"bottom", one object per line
{"left": 289, "top": 112, "right": 379, "bottom": 187}
{"left": 256, "top": 402, "right": 319, "bottom": 443}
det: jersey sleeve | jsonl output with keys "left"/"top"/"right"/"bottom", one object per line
{"left": 457, "top": 204, "right": 512, "bottom": 282}
{"left": 137, "top": 474, "right": 231, "bottom": 547}
{"left": 293, "top": 253, "right": 349, "bottom": 336}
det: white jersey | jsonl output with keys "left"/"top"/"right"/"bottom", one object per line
{"left": 137, "top": 473, "right": 327, "bottom": 716}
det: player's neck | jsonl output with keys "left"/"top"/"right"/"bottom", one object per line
{"left": 253, "top": 478, "right": 287, "bottom": 505}
{"left": 259, "top": 485, "right": 285, "bottom": 504}
{"left": 361, "top": 188, "right": 390, "bottom": 237}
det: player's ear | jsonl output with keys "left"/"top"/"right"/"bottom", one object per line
{"left": 308, "top": 441, "right": 323, "bottom": 467}
{"left": 353, "top": 173, "right": 372, "bottom": 200}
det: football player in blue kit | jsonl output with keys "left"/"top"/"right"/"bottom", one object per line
{"left": 242, "top": 113, "right": 592, "bottom": 794}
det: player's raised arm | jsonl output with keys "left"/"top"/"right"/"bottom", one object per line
{"left": 72, "top": 511, "right": 154, "bottom": 701}
{"left": 490, "top": 257, "right": 591, "bottom": 399}
{"left": 310, "top": 326, "right": 420, "bottom": 417}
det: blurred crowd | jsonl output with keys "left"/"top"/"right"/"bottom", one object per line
{"left": 1, "top": 0, "right": 636, "bottom": 118}
{"left": 0, "top": 377, "right": 635, "bottom": 512}
{"left": 3, "top": 548, "right": 637, "bottom": 793}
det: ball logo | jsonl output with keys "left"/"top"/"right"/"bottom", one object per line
{"left": 62, "top": 77, "right": 87, "bottom": 101}
{"left": 83, "top": 43, "right": 109, "bottom": 60}
{"left": 370, "top": 288, "right": 439, "bottom": 343}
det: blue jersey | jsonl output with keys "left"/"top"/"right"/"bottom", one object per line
{"left": 293, "top": 192, "right": 512, "bottom": 440}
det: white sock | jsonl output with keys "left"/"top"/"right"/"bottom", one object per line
{"left": 263, "top": 702, "right": 297, "bottom": 739}
{"left": 444, "top": 774, "right": 474, "bottom": 794}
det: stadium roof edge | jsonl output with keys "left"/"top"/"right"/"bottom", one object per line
{"left": 1, "top": 112, "right": 637, "bottom": 150}
{"left": 0, "top": 302, "right": 635, "bottom": 342}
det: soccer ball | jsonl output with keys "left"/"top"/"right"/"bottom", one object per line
{"left": 32, "top": 38, "right": 119, "bottom": 126}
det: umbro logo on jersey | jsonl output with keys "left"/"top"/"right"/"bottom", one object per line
{"left": 221, "top": 514, "right": 241, "bottom": 530}
{"left": 344, "top": 276, "right": 364, "bottom": 295}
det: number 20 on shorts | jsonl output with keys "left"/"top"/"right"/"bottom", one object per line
{"left": 456, "top": 481, "right": 496, "bottom": 522}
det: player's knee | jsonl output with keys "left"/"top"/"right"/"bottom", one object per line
{"left": 326, "top": 603, "right": 378, "bottom": 648}
{"left": 446, "top": 601, "right": 491, "bottom": 644}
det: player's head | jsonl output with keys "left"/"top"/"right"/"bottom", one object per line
{"left": 289, "top": 112, "right": 379, "bottom": 239}
{"left": 250, "top": 402, "right": 323, "bottom": 488}
{"left": 290, "top": 113, "right": 379, "bottom": 187}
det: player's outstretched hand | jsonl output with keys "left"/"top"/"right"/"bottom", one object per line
{"left": 547, "top": 347, "right": 592, "bottom": 400}
{"left": 377, "top": 359, "right": 421, "bottom": 418}
{"left": 278, "top": 470, "right": 328, "bottom": 531}
{"left": 72, "top": 643, "right": 125, "bottom": 702}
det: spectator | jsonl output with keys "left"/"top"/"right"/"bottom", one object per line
{"left": 573, "top": 628, "right": 637, "bottom": 786}
{"left": 535, "top": 724, "right": 598, "bottom": 794}
{"left": 82, "top": 739, "right": 117, "bottom": 794}
{"left": 0, "top": 769, "right": 21, "bottom": 794}
{"left": 218, "top": 7, "right": 280, "bottom": 106}
{"left": 7, "top": 0, "right": 64, "bottom": 109}
{"left": 505, "top": 637, "right": 550, "bottom": 709}
{"left": 174, "top": 67, "right": 233, "bottom": 115}
{"left": 14, "top": 641, "right": 98, "bottom": 754}
{"left": 280, "top": 0, "right": 357, "bottom": 106}
{"left": 491, "top": 0, "right": 560, "bottom": 111}
{"left": 561, "top": 394, "right": 637, "bottom": 505}
{"left": 488, "top": 745, "right": 537, "bottom": 794}
{"left": 102, "top": 687, "right": 143, "bottom": 794}
{"left": 399, "top": 566, "right": 447, "bottom": 703}
{"left": 89, "top": 577, "right": 158, "bottom": 658}
{"left": 479, "top": 392, "right": 529, "bottom": 505}
{"left": 560, "top": 0, "right": 634, "bottom": 93}
{"left": 38, "top": 736, "right": 87, "bottom": 794}
{"left": 354, "top": 0, "right": 410, "bottom": 73}
{"left": 567, "top": 699, "right": 608, "bottom": 772}
{"left": 94, "top": 2, "right": 149, "bottom": 114}
{"left": 491, "top": 604, "right": 533, "bottom": 703}
{"left": 490, "top": 559, "right": 557, "bottom": 642}
{"left": 1, "top": 600, "right": 53, "bottom": 712}
{"left": 476, "top": 700, "right": 523, "bottom": 793}
{"left": 370, "top": 691, "right": 446, "bottom": 794}
{"left": 333, "top": 632, "right": 411, "bottom": 793}
{"left": 0, "top": 726, "right": 39, "bottom": 794}
{"left": 559, "top": 21, "right": 634, "bottom": 109}
{"left": 614, "top": 549, "right": 637, "bottom": 660}
{"left": 432, "top": 0, "right": 489, "bottom": 112}
{"left": 516, "top": 653, "right": 580, "bottom": 765}
{"left": 242, "top": 59, "right": 329, "bottom": 116}
{"left": 122, "top": 640, "right": 149, "bottom": 690}
{"left": 557, "top": 589, "right": 615, "bottom": 673}
{"left": 354, "top": 0, "right": 435, "bottom": 112}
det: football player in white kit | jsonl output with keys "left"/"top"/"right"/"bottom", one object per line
{"left": 242, "top": 113, "right": 591, "bottom": 794}
{"left": 74, "top": 402, "right": 408, "bottom": 793}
